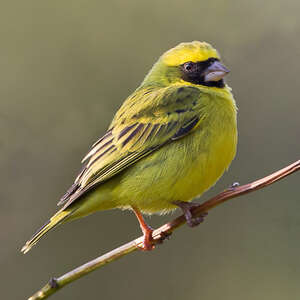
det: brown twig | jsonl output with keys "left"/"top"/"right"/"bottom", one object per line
{"left": 28, "top": 160, "right": 300, "bottom": 300}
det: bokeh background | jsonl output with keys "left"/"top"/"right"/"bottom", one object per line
{"left": 1, "top": 0, "right": 300, "bottom": 299}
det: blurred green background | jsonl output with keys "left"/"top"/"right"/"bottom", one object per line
{"left": 1, "top": 0, "right": 299, "bottom": 299}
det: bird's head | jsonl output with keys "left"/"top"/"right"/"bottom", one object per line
{"left": 142, "top": 41, "right": 229, "bottom": 89}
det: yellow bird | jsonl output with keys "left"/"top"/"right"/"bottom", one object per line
{"left": 22, "top": 41, "right": 237, "bottom": 253}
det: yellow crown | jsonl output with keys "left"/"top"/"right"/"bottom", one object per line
{"left": 162, "top": 41, "right": 220, "bottom": 66}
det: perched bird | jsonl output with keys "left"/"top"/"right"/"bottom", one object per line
{"left": 21, "top": 41, "right": 237, "bottom": 253}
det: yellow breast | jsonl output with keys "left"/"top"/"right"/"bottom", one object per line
{"left": 173, "top": 89, "right": 237, "bottom": 202}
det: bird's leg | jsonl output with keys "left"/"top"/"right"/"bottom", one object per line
{"left": 132, "top": 207, "right": 154, "bottom": 251}
{"left": 172, "top": 201, "right": 208, "bottom": 228}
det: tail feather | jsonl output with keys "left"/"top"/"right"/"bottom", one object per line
{"left": 21, "top": 209, "right": 74, "bottom": 254}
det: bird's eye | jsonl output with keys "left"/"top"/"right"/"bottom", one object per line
{"left": 183, "top": 62, "right": 194, "bottom": 72}
{"left": 209, "top": 58, "right": 217, "bottom": 64}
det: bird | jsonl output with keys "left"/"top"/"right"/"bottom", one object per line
{"left": 21, "top": 41, "right": 237, "bottom": 253}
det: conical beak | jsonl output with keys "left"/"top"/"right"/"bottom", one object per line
{"left": 204, "top": 61, "right": 230, "bottom": 82}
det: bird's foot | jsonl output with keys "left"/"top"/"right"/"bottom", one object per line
{"left": 139, "top": 226, "right": 155, "bottom": 251}
{"left": 173, "top": 201, "right": 208, "bottom": 228}
{"left": 132, "top": 206, "right": 172, "bottom": 250}
{"left": 137, "top": 227, "right": 172, "bottom": 250}
{"left": 132, "top": 206, "right": 155, "bottom": 251}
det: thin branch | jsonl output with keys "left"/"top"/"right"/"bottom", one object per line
{"left": 28, "top": 160, "right": 300, "bottom": 300}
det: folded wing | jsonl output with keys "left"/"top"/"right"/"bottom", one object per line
{"left": 58, "top": 85, "right": 205, "bottom": 208}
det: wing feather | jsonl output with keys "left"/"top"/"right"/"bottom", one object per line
{"left": 59, "top": 85, "right": 204, "bottom": 208}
